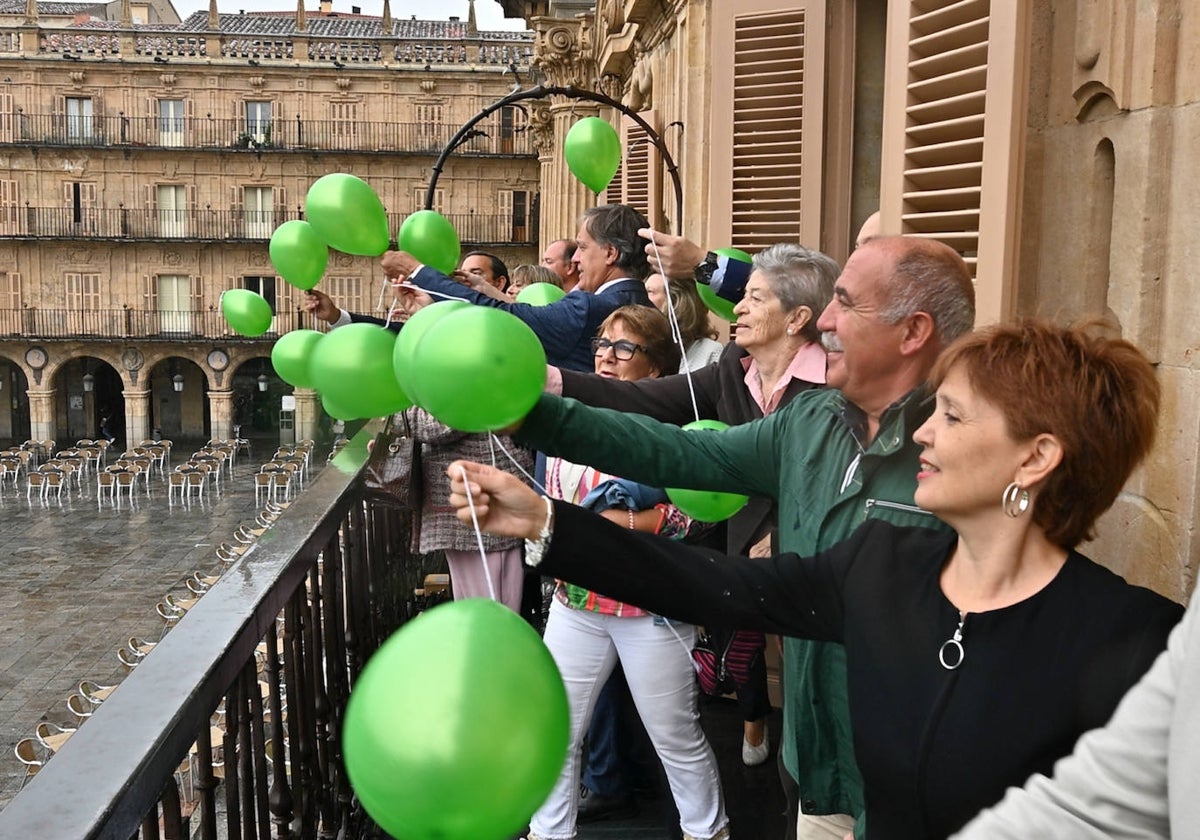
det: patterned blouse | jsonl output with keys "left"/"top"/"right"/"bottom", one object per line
{"left": 545, "top": 456, "right": 694, "bottom": 617}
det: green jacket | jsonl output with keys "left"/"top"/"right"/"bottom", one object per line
{"left": 519, "top": 386, "right": 949, "bottom": 818}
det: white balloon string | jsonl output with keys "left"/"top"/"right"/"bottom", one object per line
{"left": 457, "top": 464, "right": 498, "bottom": 603}
{"left": 488, "top": 434, "right": 548, "bottom": 496}
{"left": 487, "top": 432, "right": 498, "bottom": 468}
{"left": 392, "top": 281, "right": 471, "bottom": 303}
{"left": 375, "top": 275, "right": 390, "bottom": 312}
{"left": 648, "top": 234, "right": 700, "bottom": 423}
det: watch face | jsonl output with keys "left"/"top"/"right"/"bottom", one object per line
{"left": 207, "top": 350, "right": 229, "bottom": 371}
{"left": 25, "top": 347, "right": 47, "bottom": 369}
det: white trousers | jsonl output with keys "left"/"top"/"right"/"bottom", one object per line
{"left": 530, "top": 599, "right": 728, "bottom": 840}
{"left": 797, "top": 809, "right": 855, "bottom": 840}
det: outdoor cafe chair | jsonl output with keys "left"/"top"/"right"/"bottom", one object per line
{"left": 35, "top": 721, "right": 77, "bottom": 754}
{"left": 66, "top": 692, "right": 94, "bottom": 724}
{"left": 14, "top": 738, "right": 46, "bottom": 789}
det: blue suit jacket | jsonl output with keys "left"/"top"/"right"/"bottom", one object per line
{"left": 410, "top": 267, "right": 650, "bottom": 372}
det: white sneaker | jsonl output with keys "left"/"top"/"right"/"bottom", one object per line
{"left": 742, "top": 724, "right": 770, "bottom": 766}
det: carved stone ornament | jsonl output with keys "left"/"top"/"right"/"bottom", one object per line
{"left": 600, "top": 0, "right": 625, "bottom": 35}
{"left": 336, "top": 77, "right": 351, "bottom": 90}
{"left": 249, "top": 76, "right": 265, "bottom": 88}
{"left": 534, "top": 20, "right": 596, "bottom": 89}
{"left": 69, "top": 71, "right": 86, "bottom": 86}
{"left": 121, "top": 348, "right": 145, "bottom": 371}
{"left": 597, "top": 73, "right": 624, "bottom": 102}
{"left": 421, "top": 79, "right": 436, "bottom": 93}
{"left": 159, "top": 73, "right": 177, "bottom": 87}
{"left": 625, "top": 47, "right": 653, "bottom": 111}
{"left": 528, "top": 103, "right": 554, "bottom": 156}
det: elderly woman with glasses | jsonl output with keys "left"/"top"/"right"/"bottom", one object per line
{"left": 527, "top": 304, "right": 730, "bottom": 840}
{"left": 547, "top": 243, "right": 838, "bottom": 773}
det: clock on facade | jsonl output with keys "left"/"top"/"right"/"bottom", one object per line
{"left": 25, "top": 346, "right": 47, "bottom": 369}
{"left": 207, "top": 349, "right": 230, "bottom": 371}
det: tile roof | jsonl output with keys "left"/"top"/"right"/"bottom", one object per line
{"left": 174, "top": 9, "right": 532, "bottom": 41}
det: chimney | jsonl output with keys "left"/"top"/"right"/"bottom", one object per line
{"left": 319, "top": 0, "right": 331, "bottom": 12}
{"left": 449, "top": 16, "right": 458, "bottom": 22}
{"left": 351, "top": 4, "right": 360, "bottom": 12}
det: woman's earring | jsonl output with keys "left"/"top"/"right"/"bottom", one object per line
{"left": 1001, "top": 482, "right": 1031, "bottom": 518}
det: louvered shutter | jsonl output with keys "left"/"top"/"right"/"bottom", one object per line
{"left": 617, "top": 113, "right": 658, "bottom": 224}
{"left": 273, "top": 186, "right": 287, "bottom": 225}
{"left": 0, "top": 92, "right": 13, "bottom": 143}
{"left": 879, "top": 0, "right": 1029, "bottom": 324}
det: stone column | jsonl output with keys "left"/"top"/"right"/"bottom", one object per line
{"left": 26, "top": 389, "right": 56, "bottom": 444}
{"left": 208, "top": 389, "right": 234, "bottom": 441}
{"left": 292, "top": 388, "right": 321, "bottom": 444}
{"left": 123, "top": 388, "right": 151, "bottom": 447}
{"left": 531, "top": 13, "right": 600, "bottom": 242}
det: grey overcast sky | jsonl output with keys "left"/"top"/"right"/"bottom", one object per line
{"left": 171, "top": 0, "right": 530, "bottom": 30}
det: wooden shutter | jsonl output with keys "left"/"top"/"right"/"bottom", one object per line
{"left": 1, "top": 179, "right": 21, "bottom": 235}
{"left": 722, "top": 7, "right": 824, "bottom": 253}
{"left": 143, "top": 274, "right": 157, "bottom": 309}
{"left": 273, "top": 186, "right": 288, "bottom": 224}
{"left": 0, "top": 92, "right": 12, "bottom": 143}
{"left": 879, "top": 0, "right": 1030, "bottom": 324}
{"left": 615, "top": 113, "right": 658, "bottom": 223}
{"left": 1, "top": 271, "right": 21, "bottom": 306}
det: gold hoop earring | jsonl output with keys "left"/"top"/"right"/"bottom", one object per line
{"left": 1002, "top": 482, "right": 1030, "bottom": 518}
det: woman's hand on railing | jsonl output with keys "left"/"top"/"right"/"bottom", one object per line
{"left": 447, "top": 459, "right": 548, "bottom": 540}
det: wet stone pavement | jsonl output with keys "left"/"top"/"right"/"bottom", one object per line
{"left": 0, "top": 439, "right": 293, "bottom": 810}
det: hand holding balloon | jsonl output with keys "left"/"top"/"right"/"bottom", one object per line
{"left": 302, "top": 289, "right": 340, "bottom": 325}
{"left": 638, "top": 228, "right": 707, "bottom": 280}
{"left": 448, "top": 460, "right": 549, "bottom": 541}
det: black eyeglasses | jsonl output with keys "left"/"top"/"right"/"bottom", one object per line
{"left": 591, "top": 337, "right": 646, "bottom": 361}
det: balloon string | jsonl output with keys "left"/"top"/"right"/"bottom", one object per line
{"left": 392, "top": 281, "right": 472, "bottom": 303}
{"left": 648, "top": 234, "right": 700, "bottom": 423}
{"left": 488, "top": 434, "right": 548, "bottom": 496}
{"left": 457, "top": 464, "right": 498, "bottom": 603}
{"left": 375, "top": 275, "right": 390, "bottom": 312}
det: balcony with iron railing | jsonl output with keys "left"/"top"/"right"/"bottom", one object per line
{"left": 0, "top": 425, "right": 430, "bottom": 839}
{"left": 0, "top": 208, "right": 535, "bottom": 244}
{"left": 0, "top": 307, "right": 320, "bottom": 341}
{"left": 0, "top": 113, "right": 535, "bottom": 156}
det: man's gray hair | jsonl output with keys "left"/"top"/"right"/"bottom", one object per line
{"left": 876, "top": 239, "right": 976, "bottom": 343}
{"left": 580, "top": 205, "right": 651, "bottom": 280}
{"left": 751, "top": 243, "right": 840, "bottom": 343}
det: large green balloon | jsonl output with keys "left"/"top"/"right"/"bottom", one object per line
{"left": 344, "top": 599, "right": 569, "bottom": 840}
{"left": 564, "top": 117, "right": 622, "bottom": 193}
{"left": 271, "top": 329, "right": 324, "bottom": 388}
{"left": 696, "top": 247, "right": 752, "bottom": 323}
{"left": 407, "top": 307, "right": 546, "bottom": 432}
{"left": 269, "top": 220, "right": 328, "bottom": 292}
{"left": 392, "top": 300, "right": 470, "bottom": 402}
{"left": 516, "top": 282, "right": 567, "bottom": 306}
{"left": 221, "top": 289, "right": 274, "bottom": 337}
{"left": 397, "top": 210, "right": 461, "bottom": 276}
{"left": 305, "top": 173, "right": 390, "bottom": 257}
{"left": 666, "top": 420, "right": 750, "bottom": 522}
{"left": 321, "top": 393, "right": 359, "bottom": 421}
{"left": 310, "top": 323, "right": 412, "bottom": 419}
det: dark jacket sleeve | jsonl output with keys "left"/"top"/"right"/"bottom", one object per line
{"left": 539, "top": 500, "right": 853, "bottom": 640}
{"left": 559, "top": 358, "right": 722, "bottom": 424}
{"left": 349, "top": 312, "right": 402, "bottom": 333}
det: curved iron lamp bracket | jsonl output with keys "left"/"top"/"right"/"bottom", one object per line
{"left": 425, "top": 84, "right": 684, "bottom": 235}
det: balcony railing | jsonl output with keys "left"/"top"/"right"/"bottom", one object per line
{"left": 0, "top": 308, "right": 316, "bottom": 340}
{"left": 0, "top": 113, "right": 535, "bottom": 156}
{"left": 0, "top": 426, "right": 432, "bottom": 839}
{"left": 0, "top": 209, "right": 535, "bottom": 244}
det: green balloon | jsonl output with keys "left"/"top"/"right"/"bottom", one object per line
{"left": 271, "top": 329, "right": 324, "bottom": 388}
{"left": 515, "top": 282, "right": 567, "bottom": 306}
{"left": 407, "top": 307, "right": 546, "bottom": 432}
{"left": 397, "top": 210, "right": 461, "bottom": 276}
{"left": 305, "top": 173, "right": 390, "bottom": 257}
{"left": 221, "top": 289, "right": 274, "bottom": 337}
{"left": 310, "top": 323, "right": 412, "bottom": 419}
{"left": 696, "top": 247, "right": 752, "bottom": 323}
{"left": 392, "top": 300, "right": 470, "bottom": 402}
{"left": 564, "top": 117, "right": 622, "bottom": 193}
{"left": 666, "top": 420, "right": 750, "bottom": 522}
{"left": 269, "top": 220, "right": 328, "bottom": 292}
{"left": 321, "top": 393, "right": 359, "bottom": 421}
{"left": 344, "top": 599, "right": 569, "bottom": 840}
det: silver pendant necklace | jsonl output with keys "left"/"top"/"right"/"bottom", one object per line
{"left": 939, "top": 611, "right": 966, "bottom": 670}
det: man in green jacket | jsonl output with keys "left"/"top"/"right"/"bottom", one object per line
{"left": 514, "top": 235, "right": 976, "bottom": 839}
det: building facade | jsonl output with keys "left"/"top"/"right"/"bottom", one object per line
{"left": 0, "top": 0, "right": 539, "bottom": 447}
{"left": 506, "top": 0, "right": 1197, "bottom": 602}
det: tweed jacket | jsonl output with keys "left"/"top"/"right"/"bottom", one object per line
{"left": 404, "top": 407, "right": 534, "bottom": 554}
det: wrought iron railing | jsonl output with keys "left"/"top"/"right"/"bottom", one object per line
{"left": 0, "top": 112, "right": 535, "bottom": 156}
{"left": 0, "top": 308, "right": 318, "bottom": 340}
{"left": 0, "top": 426, "right": 439, "bottom": 839}
{"left": 0, "top": 209, "right": 535, "bottom": 244}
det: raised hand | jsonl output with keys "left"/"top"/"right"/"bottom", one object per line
{"left": 447, "top": 459, "right": 549, "bottom": 540}
{"left": 639, "top": 227, "right": 707, "bottom": 280}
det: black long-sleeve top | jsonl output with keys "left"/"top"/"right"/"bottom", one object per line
{"left": 538, "top": 503, "right": 1183, "bottom": 839}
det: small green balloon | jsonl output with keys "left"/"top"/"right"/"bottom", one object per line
{"left": 407, "top": 307, "right": 547, "bottom": 432}
{"left": 397, "top": 210, "right": 461, "bottom": 276}
{"left": 321, "top": 394, "right": 359, "bottom": 421}
{"left": 666, "top": 420, "right": 750, "bottom": 522}
{"left": 515, "top": 282, "right": 567, "bottom": 306}
{"left": 696, "top": 247, "right": 753, "bottom": 323}
{"left": 344, "top": 599, "right": 569, "bottom": 840}
{"left": 269, "top": 220, "right": 328, "bottom": 292}
{"left": 392, "top": 300, "right": 471, "bottom": 403}
{"left": 271, "top": 329, "right": 324, "bottom": 388}
{"left": 564, "top": 117, "right": 622, "bottom": 193}
{"left": 305, "top": 173, "right": 390, "bottom": 257}
{"left": 221, "top": 289, "right": 274, "bottom": 337}
{"left": 310, "top": 323, "right": 412, "bottom": 419}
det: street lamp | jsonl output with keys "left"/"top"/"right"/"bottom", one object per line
{"left": 172, "top": 373, "right": 184, "bottom": 392}
{"left": 257, "top": 374, "right": 269, "bottom": 392}
{"left": 82, "top": 373, "right": 95, "bottom": 392}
